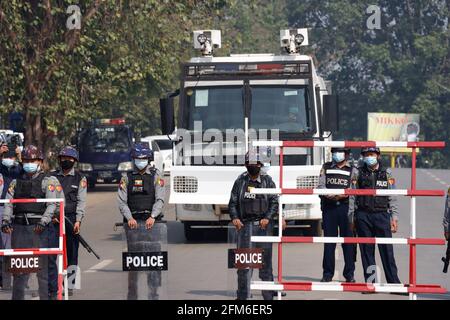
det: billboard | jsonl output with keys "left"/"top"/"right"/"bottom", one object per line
{"left": 367, "top": 113, "right": 420, "bottom": 153}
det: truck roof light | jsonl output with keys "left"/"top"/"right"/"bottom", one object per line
{"left": 97, "top": 118, "right": 126, "bottom": 125}
{"left": 193, "top": 30, "right": 221, "bottom": 56}
{"left": 280, "top": 28, "right": 309, "bottom": 54}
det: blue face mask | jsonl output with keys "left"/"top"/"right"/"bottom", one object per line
{"left": 332, "top": 152, "right": 345, "bottom": 163}
{"left": 364, "top": 156, "right": 378, "bottom": 166}
{"left": 1, "top": 158, "right": 15, "bottom": 168}
{"left": 23, "top": 163, "right": 39, "bottom": 174}
{"left": 134, "top": 159, "right": 148, "bottom": 170}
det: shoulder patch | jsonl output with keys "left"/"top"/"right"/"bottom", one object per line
{"left": 48, "top": 184, "right": 56, "bottom": 192}
{"left": 156, "top": 177, "right": 165, "bottom": 187}
{"left": 8, "top": 180, "right": 16, "bottom": 193}
{"left": 56, "top": 185, "right": 63, "bottom": 193}
{"left": 81, "top": 178, "right": 87, "bottom": 189}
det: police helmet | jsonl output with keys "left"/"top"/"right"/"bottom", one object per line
{"left": 58, "top": 146, "right": 79, "bottom": 161}
{"left": 331, "top": 147, "right": 350, "bottom": 154}
{"left": 131, "top": 142, "right": 154, "bottom": 160}
{"left": 21, "top": 145, "right": 44, "bottom": 160}
{"left": 361, "top": 146, "right": 380, "bottom": 155}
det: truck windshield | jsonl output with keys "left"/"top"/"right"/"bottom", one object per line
{"left": 155, "top": 139, "right": 172, "bottom": 150}
{"left": 187, "top": 87, "right": 244, "bottom": 130}
{"left": 80, "top": 126, "right": 131, "bottom": 153}
{"left": 250, "top": 86, "right": 311, "bottom": 133}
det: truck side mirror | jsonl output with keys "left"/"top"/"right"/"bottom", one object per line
{"left": 322, "top": 95, "right": 339, "bottom": 132}
{"left": 160, "top": 97, "right": 175, "bottom": 135}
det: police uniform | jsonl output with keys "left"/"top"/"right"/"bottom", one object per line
{"left": 48, "top": 168, "right": 87, "bottom": 294}
{"left": 1, "top": 171, "right": 63, "bottom": 300}
{"left": 350, "top": 163, "right": 401, "bottom": 284}
{"left": 228, "top": 172, "right": 279, "bottom": 300}
{"left": 117, "top": 166, "right": 165, "bottom": 300}
{"left": 318, "top": 161, "right": 356, "bottom": 281}
{"left": 0, "top": 160, "right": 21, "bottom": 290}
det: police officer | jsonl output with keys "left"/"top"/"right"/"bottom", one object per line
{"left": 1, "top": 145, "right": 63, "bottom": 300}
{"left": 51, "top": 146, "right": 87, "bottom": 296}
{"left": 318, "top": 147, "right": 356, "bottom": 283}
{"left": 350, "top": 147, "right": 401, "bottom": 286}
{"left": 117, "top": 143, "right": 165, "bottom": 300}
{"left": 228, "top": 150, "right": 279, "bottom": 300}
{"left": 0, "top": 146, "right": 21, "bottom": 290}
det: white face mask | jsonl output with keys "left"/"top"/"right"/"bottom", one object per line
{"left": 134, "top": 159, "right": 148, "bottom": 170}
{"left": 332, "top": 152, "right": 345, "bottom": 163}
{"left": 1, "top": 158, "right": 15, "bottom": 168}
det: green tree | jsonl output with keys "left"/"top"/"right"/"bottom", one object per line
{"left": 0, "top": 0, "right": 228, "bottom": 157}
{"left": 285, "top": 0, "right": 449, "bottom": 167}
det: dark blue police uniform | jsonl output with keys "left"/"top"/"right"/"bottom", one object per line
{"left": 319, "top": 161, "right": 356, "bottom": 282}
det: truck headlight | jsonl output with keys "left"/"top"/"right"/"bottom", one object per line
{"left": 79, "top": 163, "right": 93, "bottom": 171}
{"left": 118, "top": 161, "right": 133, "bottom": 171}
{"left": 183, "top": 204, "right": 202, "bottom": 211}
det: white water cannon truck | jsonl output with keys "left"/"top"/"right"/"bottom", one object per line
{"left": 160, "top": 29, "right": 339, "bottom": 241}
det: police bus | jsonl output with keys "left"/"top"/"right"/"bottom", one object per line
{"left": 160, "top": 29, "right": 339, "bottom": 240}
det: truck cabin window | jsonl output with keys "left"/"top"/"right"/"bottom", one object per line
{"left": 187, "top": 87, "right": 244, "bottom": 131}
{"left": 250, "top": 87, "right": 310, "bottom": 133}
{"left": 80, "top": 126, "right": 131, "bottom": 153}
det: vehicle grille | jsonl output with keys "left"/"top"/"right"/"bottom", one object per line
{"left": 173, "top": 176, "right": 198, "bottom": 193}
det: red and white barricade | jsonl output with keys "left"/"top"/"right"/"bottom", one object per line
{"left": 0, "top": 198, "right": 68, "bottom": 300}
{"left": 251, "top": 140, "right": 446, "bottom": 300}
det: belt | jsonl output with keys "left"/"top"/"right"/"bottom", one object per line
{"left": 13, "top": 215, "right": 42, "bottom": 225}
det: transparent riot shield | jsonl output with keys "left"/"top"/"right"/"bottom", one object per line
{"left": 0, "top": 222, "right": 57, "bottom": 300}
{"left": 121, "top": 220, "right": 168, "bottom": 300}
{"left": 227, "top": 220, "right": 276, "bottom": 300}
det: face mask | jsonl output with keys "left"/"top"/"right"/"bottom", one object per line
{"left": 2, "top": 158, "right": 15, "bottom": 168}
{"left": 246, "top": 165, "right": 261, "bottom": 176}
{"left": 60, "top": 160, "right": 75, "bottom": 171}
{"left": 23, "top": 163, "right": 39, "bottom": 174}
{"left": 332, "top": 152, "right": 345, "bottom": 163}
{"left": 364, "top": 156, "right": 378, "bottom": 167}
{"left": 134, "top": 159, "right": 148, "bottom": 170}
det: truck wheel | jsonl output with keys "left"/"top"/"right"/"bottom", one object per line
{"left": 304, "top": 220, "right": 322, "bottom": 237}
{"left": 184, "top": 222, "right": 202, "bottom": 242}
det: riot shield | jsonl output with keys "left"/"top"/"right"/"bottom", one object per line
{"left": 121, "top": 220, "right": 168, "bottom": 300}
{"left": 0, "top": 222, "right": 58, "bottom": 300}
{"left": 227, "top": 220, "right": 277, "bottom": 300}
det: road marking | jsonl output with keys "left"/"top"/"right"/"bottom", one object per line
{"left": 84, "top": 259, "right": 113, "bottom": 273}
{"left": 424, "top": 170, "right": 448, "bottom": 187}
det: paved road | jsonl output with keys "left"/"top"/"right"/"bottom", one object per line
{"left": 1, "top": 168, "right": 449, "bottom": 300}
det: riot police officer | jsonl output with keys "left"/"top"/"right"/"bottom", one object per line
{"left": 1, "top": 145, "right": 63, "bottom": 300}
{"left": 318, "top": 147, "right": 356, "bottom": 283}
{"left": 228, "top": 150, "right": 279, "bottom": 300}
{"left": 51, "top": 146, "right": 87, "bottom": 296}
{"left": 117, "top": 143, "right": 165, "bottom": 300}
{"left": 351, "top": 147, "right": 401, "bottom": 285}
